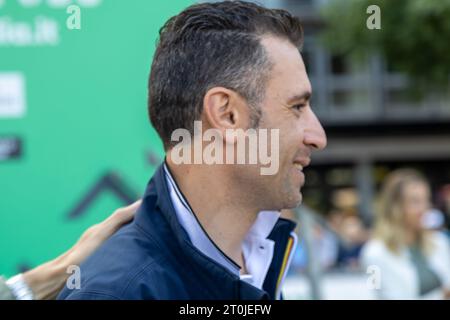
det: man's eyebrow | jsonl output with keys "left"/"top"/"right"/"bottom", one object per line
{"left": 286, "top": 91, "right": 312, "bottom": 104}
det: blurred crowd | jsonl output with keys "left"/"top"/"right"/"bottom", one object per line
{"left": 288, "top": 169, "right": 450, "bottom": 299}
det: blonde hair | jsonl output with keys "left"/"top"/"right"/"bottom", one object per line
{"left": 374, "top": 168, "right": 431, "bottom": 254}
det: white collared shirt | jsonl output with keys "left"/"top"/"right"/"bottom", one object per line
{"left": 163, "top": 164, "right": 297, "bottom": 291}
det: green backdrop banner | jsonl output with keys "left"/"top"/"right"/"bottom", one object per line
{"left": 0, "top": 0, "right": 193, "bottom": 277}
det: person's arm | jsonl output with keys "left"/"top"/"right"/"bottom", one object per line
{"left": 5, "top": 200, "right": 141, "bottom": 300}
{"left": 0, "top": 276, "right": 16, "bottom": 300}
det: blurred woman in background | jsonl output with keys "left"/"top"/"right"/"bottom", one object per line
{"left": 361, "top": 169, "right": 450, "bottom": 299}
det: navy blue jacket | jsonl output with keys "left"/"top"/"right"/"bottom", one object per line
{"left": 58, "top": 164, "right": 296, "bottom": 300}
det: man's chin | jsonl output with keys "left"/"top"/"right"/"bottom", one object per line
{"left": 283, "top": 191, "right": 303, "bottom": 210}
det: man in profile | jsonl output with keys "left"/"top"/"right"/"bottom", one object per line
{"left": 59, "top": 0, "right": 326, "bottom": 300}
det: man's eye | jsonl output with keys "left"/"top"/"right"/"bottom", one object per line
{"left": 292, "top": 104, "right": 306, "bottom": 111}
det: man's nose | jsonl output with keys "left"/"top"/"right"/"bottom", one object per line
{"left": 303, "top": 108, "right": 327, "bottom": 151}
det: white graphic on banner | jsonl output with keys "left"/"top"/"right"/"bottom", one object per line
{"left": 0, "top": 0, "right": 102, "bottom": 46}
{"left": 0, "top": 72, "right": 26, "bottom": 118}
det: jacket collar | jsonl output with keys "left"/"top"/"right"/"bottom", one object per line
{"left": 135, "top": 163, "right": 296, "bottom": 299}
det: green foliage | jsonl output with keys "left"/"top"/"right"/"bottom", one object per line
{"left": 321, "top": 0, "right": 450, "bottom": 93}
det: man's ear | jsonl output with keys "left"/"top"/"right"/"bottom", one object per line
{"left": 202, "top": 87, "right": 250, "bottom": 133}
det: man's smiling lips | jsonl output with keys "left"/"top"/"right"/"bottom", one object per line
{"left": 292, "top": 156, "right": 310, "bottom": 187}
{"left": 293, "top": 155, "right": 311, "bottom": 171}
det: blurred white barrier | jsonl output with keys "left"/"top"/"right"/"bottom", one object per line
{"left": 282, "top": 272, "right": 375, "bottom": 300}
